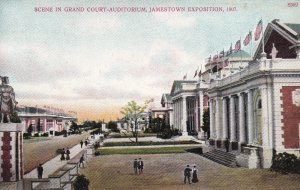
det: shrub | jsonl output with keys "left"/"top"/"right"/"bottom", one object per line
{"left": 271, "top": 152, "right": 300, "bottom": 174}
{"left": 34, "top": 133, "right": 39, "bottom": 137}
{"left": 95, "top": 150, "right": 101, "bottom": 156}
{"left": 54, "top": 131, "right": 63, "bottom": 136}
{"left": 73, "top": 174, "right": 90, "bottom": 190}
{"left": 41, "top": 133, "right": 49, "bottom": 137}
{"left": 23, "top": 133, "right": 31, "bottom": 139}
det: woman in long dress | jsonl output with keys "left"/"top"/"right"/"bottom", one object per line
{"left": 192, "top": 165, "right": 199, "bottom": 183}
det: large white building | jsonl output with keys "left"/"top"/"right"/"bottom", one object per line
{"left": 162, "top": 19, "right": 300, "bottom": 168}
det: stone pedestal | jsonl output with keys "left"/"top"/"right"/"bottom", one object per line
{"left": 0, "top": 123, "right": 24, "bottom": 190}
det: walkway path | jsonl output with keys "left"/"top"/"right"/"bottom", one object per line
{"left": 25, "top": 134, "right": 100, "bottom": 178}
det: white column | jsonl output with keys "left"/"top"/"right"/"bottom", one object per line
{"left": 260, "top": 85, "right": 271, "bottom": 147}
{"left": 215, "top": 97, "right": 222, "bottom": 139}
{"left": 182, "top": 96, "right": 188, "bottom": 136}
{"left": 238, "top": 93, "right": 246, "bottom": 143}
{"left": 169, "top": 109, "right": 174, "bottom": 127}
{"left": 195, "top": 96, "right": 199, "bottom": 132}
{"left": 229, "top": 95, "right": 236, "bottom": 141}
{"left": 53, "top": 120, "right": 56, "bottom": 136}
{"left": 296, "top": 47, "right": 300, "bottom": 59}
{"left": 247, "top": 89, "right": 254, "bottom": 144}
{"left": 199, "top": 91, "right": 204, "bottom": 128}
{"left": 209, "top": 98, "right": 214, "bottom": 139}
{"left": 222, "top": 97, "right": 228, "bottom": 139}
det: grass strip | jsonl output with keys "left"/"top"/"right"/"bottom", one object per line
{"left": 104, "top": 140, "right": 199, "bottom": 147}
{"left": 96, "top": 146, "right": 197, "bottom": 155}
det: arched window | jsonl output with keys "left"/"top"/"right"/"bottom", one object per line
{"left": 257, "top": 99, "right": 262, "bottom": 109}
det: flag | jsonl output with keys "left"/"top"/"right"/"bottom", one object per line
{"left": 219, "top": 49, "right": 225, "bottom": 58}
{"left": 193, "top": 68, "right": 198, "bottom": 78}
{"left": 243, "top": 31, "right": 252, "bottom": 46}
{"left": 234, "top": 40, "right": 241, "bottom": 53}
{"left": 183, "top": 74, "right": 187, "bottom": 80}
{"left": 226, "top": 44, "right": 232, "bottom": 56}
{"left": 198, "top": 69, "right": 202, "bottom": 77}
{"left": 213, "top": 54, "right": 219, "bottom": 61}
{"left": 254, "top": 19, "right": 262, "bottom": 41}
{"left": 222, "top": 58, "right": 229, "bottom": 68}
{"left": 207, "top": 55, "right": 211, "bottom": 62}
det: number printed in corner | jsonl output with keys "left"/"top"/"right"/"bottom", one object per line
{"left": 288, "top": 2, "right": 298, "bottom": 7}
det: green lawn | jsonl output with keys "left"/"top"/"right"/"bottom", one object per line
{"left": 96, "top": 146, "right": 198, "bottom": 155}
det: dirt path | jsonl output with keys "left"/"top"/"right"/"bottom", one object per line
{"left": 23, "top": 132, "right": 90, "bottom": 174}
{"left": 81, "top": 153, "right": 300, "bottom": 190}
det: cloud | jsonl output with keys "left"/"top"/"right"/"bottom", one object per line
{"left": 0, "top": 43, "right": 82, "bottom": 84}
{"left": 74, "top": 16, "right": 122, "bottom": 35}
{"left": 153, "top": 13, "right": 197, "bottom": 28}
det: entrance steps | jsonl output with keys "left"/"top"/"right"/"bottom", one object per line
{"left": 202, "top": 149, "right": 237, "bottom": 167}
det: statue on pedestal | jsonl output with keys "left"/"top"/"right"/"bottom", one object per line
{"left": 0, "top": 76, "right": 18, "bottom": 123}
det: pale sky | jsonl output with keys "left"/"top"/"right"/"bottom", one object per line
{"left": 0, "top": 0, "right": 299, "bottom": 121}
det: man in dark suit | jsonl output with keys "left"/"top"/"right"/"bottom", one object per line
{"left": 184, "top": 165, "right": 192, "bottom": 184}
{"left": 133, "top": 159, "right": 138, "bottom": 175}
{"left": 138, "top": 158, "right": 144, "bottom": 174}
{"left": 37, "top": 164, "right": 43, "bottom": 179}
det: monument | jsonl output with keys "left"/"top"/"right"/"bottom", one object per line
{"left": 0, "top": 76, "right": 24, "bottom": 189}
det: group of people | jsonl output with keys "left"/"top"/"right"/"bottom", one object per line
{"left": 133, "top": 158, "right": 144, "bottom": 175}
{"left": 184, "top": 165, "right": 198, "bottom": 184}
{"left": 60, "top": 148, "right": 71, "bottom": 161}
{"left": 80, "top": 139, "right": 89, "bottom": 148}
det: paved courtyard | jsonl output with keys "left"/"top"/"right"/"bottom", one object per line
{"left": 81, "top": 153, "right": 300, "bottom": 190}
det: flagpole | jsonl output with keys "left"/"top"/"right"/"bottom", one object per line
{"left": 240, "top": 37, "right": 242, "bottom": 69}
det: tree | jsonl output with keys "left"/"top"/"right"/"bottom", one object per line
{"left": 36, "top": 118, "right": 42, "bottom": 133}
{"left": 73, "top": 174, "right": 90, "bottom": 190}
{"left": 27, "top": 124, "right": 34, "bottom": 134}
{"left": 202, "top": 108, "right": 210, "bottom": 139}
{"left": 120, "top": 99, "right": 153, "bottom": 143}
{"left": 107, "top": 121, "right": 119, "bottom": 132}
{"left": 69, "top": 121, "right": 79, "bottom": 134}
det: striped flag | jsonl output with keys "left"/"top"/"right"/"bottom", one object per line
{"left": 226, "top": 44, "right": 232, "bottom": 56}
{"left": 193, "top": 68, "right": 198, "bottom": 78}
{"left": 198, "top": 69, "right": 202, "bottom": 77}
{"left": 254, "top": 19, "right": 263, "bottom": 41}
{"left": 219, "top": 49, "right": 225, "bottom": 58}
{"left": 243, "top": 31, "right": 252, "bottom": 46}
{"left": 234, "top": 40, "right": 241, "bottom": 53}
{"left": 222, "top": 58, "right": 229, "bottom": 68}
{"left": 213, "top": 54, "right": 219, "bottom": 61}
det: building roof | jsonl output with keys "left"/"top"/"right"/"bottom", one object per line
{"left": 170, "top": 80, "right": 197, "bottom": 96}
{"left": 253, "top": 19, "right": 300, "bottom": 59}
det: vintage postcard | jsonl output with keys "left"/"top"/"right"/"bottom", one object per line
{"left": 0, "top": 0, "right": 300, "bottom": 189}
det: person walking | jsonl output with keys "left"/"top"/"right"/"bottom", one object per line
{"left": 66, "top": 148, "right": 70, "bottom": 160}
{"left": 138, "top": 158, "right": 144, "bottom": 174}
{"left": 133, "top": 159, "right": 138, "bottom": 175}
{"left": 192, "top": 165, "right": 199, "bottom": 183}
{"left": 184, "top": 165, "right": 192, "bottom": 184}
{"left": 79, "top": 154, "right": 85, "bottom": 167}
{"left": 84, "top": 139, "right": 88, "bottom": 147}
{"left": 60, "top": 148, "right": 65, "bottom": 161}
{"left": 37, "top": 164, "right": 43, "bottom": 179}
{"left": 80, "top": 140, "right": 83, "bottom": 148}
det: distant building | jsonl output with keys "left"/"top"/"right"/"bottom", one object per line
{"left": 17, "top": 106, "right": 77, "bottom": 133}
